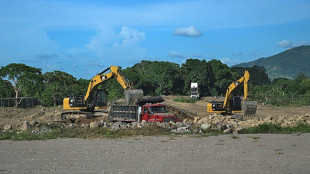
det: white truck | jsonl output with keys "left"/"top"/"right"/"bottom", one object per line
{"left": 190, "top": 83, "right": 199, "bottom": 98}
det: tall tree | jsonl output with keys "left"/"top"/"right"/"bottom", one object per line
{"left": 181, "top": 59, "right": 210, "bottom": 96}
{"left": 0, "top": 63, "right": 43, "bottom": 107}
{"left": 208, "top": 59, "right": 233, "bottom": 96}
{"left": 41, "top": 71, "right": 77, "bottom": 106}
{"left": 0, "top": 78, "right": 15, "bottom": 98}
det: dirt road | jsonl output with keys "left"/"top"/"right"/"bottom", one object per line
{"left": 1, "top": 134, "right": 309, "bottom": 174}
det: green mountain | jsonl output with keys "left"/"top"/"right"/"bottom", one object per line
{"left": 235, "top": 46, "right": 310, "bottom": 80}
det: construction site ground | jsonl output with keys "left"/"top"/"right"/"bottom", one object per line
{"left": 1, "top": 134, "right": 310, "bottom": 173}
{"left": 1, "top": 96, "right": 310, "bottom": 173}
{"left": 1, "top": 95, "right": 310, "bottom": 128}
{"left": 162, "top": 96, "right": 310, "bottom": 120}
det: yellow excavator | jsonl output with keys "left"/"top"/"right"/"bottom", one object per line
{"left": 207, "top": 70, "right": 257, "bottom": 116}
{"left": 61, "top": 65, "right": 143, "bottom": 120}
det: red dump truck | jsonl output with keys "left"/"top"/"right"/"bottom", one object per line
{"left": 110, "top": 96, "right": 180, "bottom": 122}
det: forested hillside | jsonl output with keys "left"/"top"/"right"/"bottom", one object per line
{"left": 235, "top": 46, "right": 310, "bottom": 80}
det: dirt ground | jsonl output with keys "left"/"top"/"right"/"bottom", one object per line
{"left": 163, "top": 96, "right": 310, "bottom": 120}
{"left": 1, "top": 134, "right": 310, "bottom": 173}
{"left": 1, "top": 96, "right": 310, "bottom": 128}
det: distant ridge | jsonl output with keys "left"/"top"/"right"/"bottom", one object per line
{"left": 234, "top": 46, "right": 310, "bottom": 80}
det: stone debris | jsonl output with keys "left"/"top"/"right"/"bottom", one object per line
{"left": 90, "top": 122, "right": 99, "bottom": 129}
{"left": 19, "top": 121, "right": 31, "bottom": 131}
{"left": 171, "top": 127, "right": 191, "bottom": 134}
{"left": 2, "top": 111, "right": 310, "bottom": 135}
{"left": 4, "top": 124, "right": 12, "bottom": 130}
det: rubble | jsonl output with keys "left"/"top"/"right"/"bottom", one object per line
{"left": 4, "top": 125, "right": 12, "bottom": 130}
{"left": 19, "top": 121, "right": 31, "bottom": 131}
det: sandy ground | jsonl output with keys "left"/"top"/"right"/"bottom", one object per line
{"left": 0, "top": 134, "right": 310, "bottom": 174}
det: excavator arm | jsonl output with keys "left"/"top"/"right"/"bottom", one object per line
{"left": 84, "top": 66, "right": 133, "bottom": 104}
{"left": 223, "top": 70, "right": 249, "bottom": 108}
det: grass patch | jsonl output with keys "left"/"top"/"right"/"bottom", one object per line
{"left": 231, "top": 135, "right": 239, "bottom": 139}
{"left": 240, "top": 122, "right": 310, "bottom": 134}
{"left": 173, "top": 96, "right": 198, "bottom": 103}
{"left": 0, "top": 125, "right": 172, "bottom": 141}
{"left": 246, "top": 136, "right": 260, "bottom": 139}
{"left": 274, "top": 149, "right": 284, "bottom": 155}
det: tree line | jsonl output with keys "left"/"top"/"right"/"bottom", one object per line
{"left": 0, "top": 59, "right": 309, "bottom": 107}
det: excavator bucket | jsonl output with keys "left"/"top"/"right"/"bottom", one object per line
{"left": 243, "top": 101, "right": 257, "bottom": 117}
{"left": 124, "top": 89, "right": 144, "bottom": 105}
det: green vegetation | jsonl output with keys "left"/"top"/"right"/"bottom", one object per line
{"left": 235, "top": 46, "right": 310, "bottom": 80}
{"left": 0, "top": 125, "right": 172, "bottom": 140}
{"left": 240, "top": 122, "right": 310, "bottom": 134}
{"left": 1, "top": 122, "right": 310, "bottom": 140}
{"left": 1, "top": 48, "right": 309, "bottom": 107}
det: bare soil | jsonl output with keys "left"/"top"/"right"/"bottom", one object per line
{"left": 1, "top": 134, "right": 310, "bottom": 173}
{"left": 1, "top": 96, "right": 310, "bottom": 128}
{"left": 163, "top": 95, "right": 310, "bottom": 120}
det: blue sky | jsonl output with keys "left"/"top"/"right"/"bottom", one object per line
{"left": 1, "top": 0, "right": 310, "bottom": 79}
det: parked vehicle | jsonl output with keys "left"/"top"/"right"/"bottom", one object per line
{"left": 110, "top": 96, "right": 180, "bottom": 122}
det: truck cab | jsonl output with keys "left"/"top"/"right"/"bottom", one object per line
{"left": 141, "top": 103, "right": 179, "bottom": 122}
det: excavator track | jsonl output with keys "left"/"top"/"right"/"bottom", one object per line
{"left": 61, "top": 111, "right": 93, "bottom": 122}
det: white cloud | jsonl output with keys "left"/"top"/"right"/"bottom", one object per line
{"left": 113, "top": 26, "right": 145, "bottom": 47}
{"left": 220, "top": 57, "right": 241, "bottom": 66}
{"left": 174, "top": 26, "right": 202, "bottom": 37}
{"left": 85, "top": 26, "right": 147, "bottom": 69}
{"left": 277, "top": 39, "right": 293, "bottom": 48}
{"left": 169, "top": 51, "right": 184, "bottom": 58}
{"left": 277, "top": 39, "right": 310, "bottom": 48}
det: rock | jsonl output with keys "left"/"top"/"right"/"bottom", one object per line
{"left": 171, "top": 127, "right": 191, "bottom": 134}
{"left": 80, "top": 123, "right": 89, "bottom": 128}
{"left": 216, "top": 123, "right": 226, "bottom": 130}
{"left": 103, "top": 122, "right": 109, "bottom": 128}
{"left": 193, "top": 128, "right": 199, "bottom": 134}
{"left": 197, "top": 117, "right": 209, "bottom": 124}
{"left": 264, "top": 116, "right": 273, "bottom": 122}
{"left": 175, "top": 122, "right": 183, "bottom": 128}
{"left": 136, "top": 123, "right": 143, "bottom": 128}
{"left": 193, "top": 117, "right": 199, "bottom": 124}
{"left": 161, "top": 123, "right": 171, "bottom": 128}
{"left": 200, "top": 123, "right": 211, "bottom": 130}
{"left": 209, "top": 115, "right": 214, "bottom": 120}
{"left": 141, "top": 120, "right": 148, "bottom": 126}
{"left": 4, "top": 125, "right": 12, "bottom": 130}
{"left": 223, "top": 128, "right": 231, "bottom": 134}
{"left": 30, "top": 121, "right": 39, "bottom": 127}
{"left": 155, "top": 122, "right": 162, "bottom": 127}
{"left": 66, "top": 124, "right": 74, "bottom": 128}
{"left": 20, "top": 121, "right": 31, "bottom": 131}
{"left": 111, "top": 122, "right": 127, "bottom": 130}
{"left": 90, "top": 122, "right": 99, "bottom": 128}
